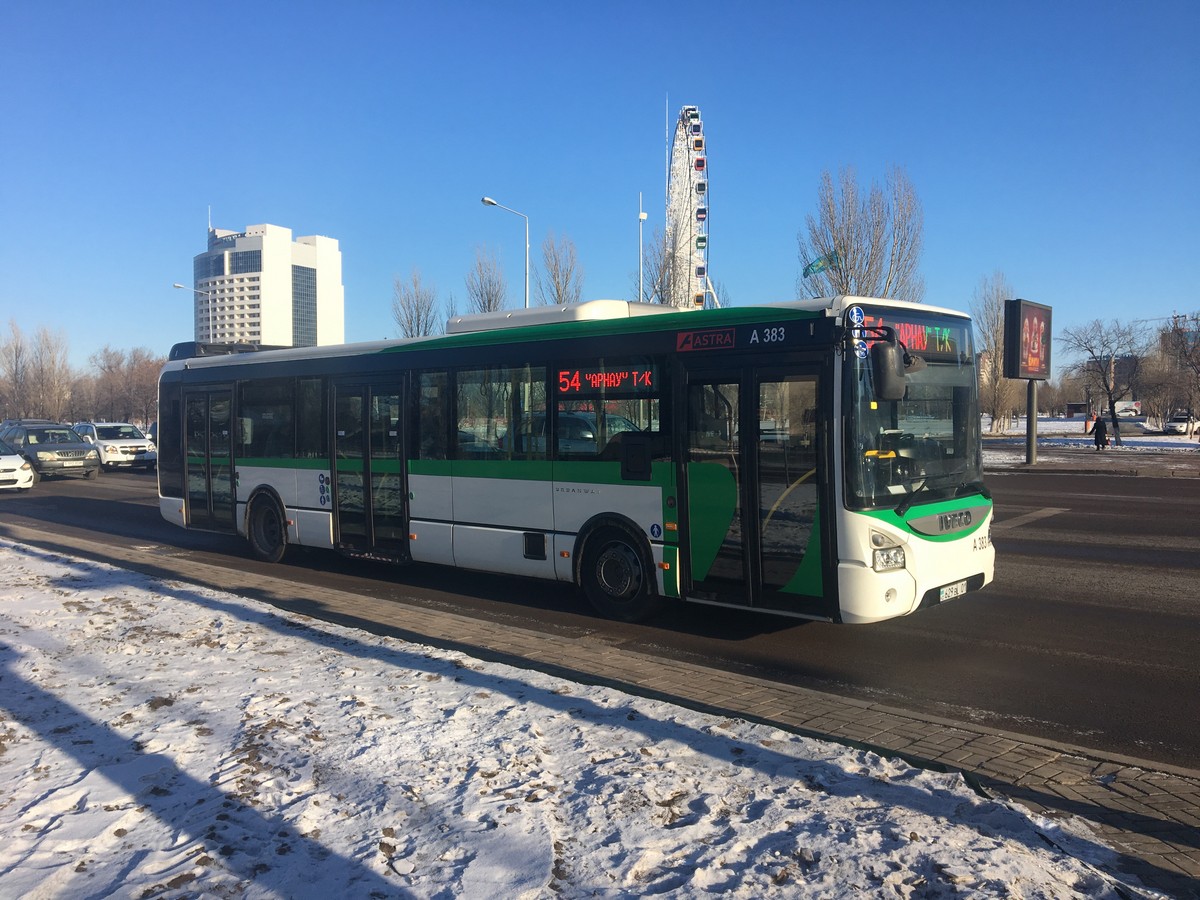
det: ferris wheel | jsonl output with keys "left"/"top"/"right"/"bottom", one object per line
{"left": 665, "top": 105, "right": 711, "bottom": 308}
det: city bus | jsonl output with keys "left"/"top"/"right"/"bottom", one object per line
{"left": 157, "top": 296, "right": 994, "bottom": 624}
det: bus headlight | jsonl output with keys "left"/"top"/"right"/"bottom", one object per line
{"left": 870, "top": 529, "right": 906, "bottom": 572}
{"left": 873, "top": 547, "right": 906, "bottom": 572}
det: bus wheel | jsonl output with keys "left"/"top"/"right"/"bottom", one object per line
{"left": 248, "top": 495, "right": 287, "bottom": 563}
{"left": 581, "top": 526, "right": 663, "bottom": 623}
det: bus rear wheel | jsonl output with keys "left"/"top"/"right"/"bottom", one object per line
{"left": 248, "top": 495, "right": 287, "bottom": 563}
{"left": 580, "top": 526, "right": 663, "bottom": 623}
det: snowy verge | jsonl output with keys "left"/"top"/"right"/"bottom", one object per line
{"left": 0, "top": 541, "right": 1160, "bottom": 898}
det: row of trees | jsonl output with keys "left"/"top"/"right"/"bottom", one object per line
{"left": 0, "top": 322, "right": 163, "bottom": 426}
{"left": 9, "top": 165, "right": 1193, "bottom": 432}
{"left": 972, "top": 279, "right": 1199, "bottom": 440}
{"left": 393, "top": 166, "right": 928, "bottom": 338}
{"left": 393, "top": 233, "right": 588, "bottom": 338}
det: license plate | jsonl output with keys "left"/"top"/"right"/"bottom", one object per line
{"left": 939, "top": 580, "right": 967, "bottom": 601}
{"left": 62, "top": 460, "right": 83, "bottom": 467}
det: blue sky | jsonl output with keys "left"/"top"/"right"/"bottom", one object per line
{"left": 2, "top": 1, "right": 1197, "bottom": 373}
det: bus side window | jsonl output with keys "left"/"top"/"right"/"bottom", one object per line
{"left": 456, "top": 365, "right": 547, "bottom": 461}
{"left": 415, "top": 371, "right": 449, "bottom": 460}
{"left": 296, "top": 377, "right": 326, "bottom": 459}
{"left": 239, "top": 377, "right": 295, "bottom": 458}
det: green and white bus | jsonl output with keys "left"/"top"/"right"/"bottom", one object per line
{"left": 157, "top": 296, "right": 994, "bottom": 624}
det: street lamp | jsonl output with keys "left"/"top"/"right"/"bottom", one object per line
{"left": 481, "top": 196, "right": 529, "bottom": 309}
{"left": 174, "top": 282, "right": 214, "bottom": 342}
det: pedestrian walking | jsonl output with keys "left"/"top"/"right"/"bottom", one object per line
{"left": 1090, "top": 414, "right": 1108, "bottom": 450}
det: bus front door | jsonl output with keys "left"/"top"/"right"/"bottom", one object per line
{"left": 685, "top": 368, "right": 827, "bottom": 616}
{"left": 184, "top": 389, "right": 235, "bottom": 532}
{"left": 333, "top": 383, "right": 409, "bottom": 560}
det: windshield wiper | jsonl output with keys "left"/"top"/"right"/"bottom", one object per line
{"left": 895, "top": 466, "right": 979, "bottom": 516}
{"left": 895, "top": 477, "right": 929, "bottom": 516}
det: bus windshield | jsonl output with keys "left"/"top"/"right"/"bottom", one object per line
{"left": 845, "top": 310, "right": 984, "bottom": 510}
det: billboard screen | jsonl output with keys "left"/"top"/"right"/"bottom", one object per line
{"left": 1004, "top": 299, "right": 1052, "bottom": 380}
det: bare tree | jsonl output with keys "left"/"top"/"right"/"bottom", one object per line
{"left": 1161, "top": 312, "right": 1200, "bottom": 419}
{"left": 465, "top": 247, "right": 507, "bottom": 314}
{"left": 127, "top": 348, "right": 165, "bottom": 426}
{"left": 970, "top": 271, "right": 1021, "bottom": 432}
{"left": 392, "top": 269, "right": 440, "bottom": 338}
{"left": 0, "top": 320, "right": 31, "bottom": 418}
{"left": 711, "top": 279, "right": 732, "bottom": 308}
{"left": 90, "top": 345, "right": 126, "bottom": 421}
{"left": 1059, "top": 319, "right": 1152, "bottom": 446}
{"left": 534, "top": 233, "right": 584, "bottom": 306}
{"left": 26, "top": 327, "right": 73, "bottom": 422}
{"left": 633, "top": 226, "right": 673, "bottom": 305}
{"left": 797, "top": 166, "right": 925, "bottom": 302}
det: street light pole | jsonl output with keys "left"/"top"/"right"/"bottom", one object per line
{"left": 638, "top": 192, "right": 648, "bottom": 303}
{"left": 174, "top": 283, "right": 214, "bottom": 342}
{"left": 481, "top": 196, "right": 529, "bottom": 309}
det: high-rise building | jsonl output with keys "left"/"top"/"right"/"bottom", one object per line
{"left": 189, "top": 223, "right": 345, "bottom": 347}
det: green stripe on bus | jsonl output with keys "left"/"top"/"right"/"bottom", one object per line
{"left": 237, "top": 457, "right": 333, "bottom": 470}
{"left": 780, "top": 500, "right": 823, "bottom": 595}
{"left": 686, "top": 462, "right": 737, "bottom": 581}
{"left": 407, "top": 459, "right": 674, "bottom": 487}
{"left": 663, "top": 545, "right": 680, "bottom": 598}
{"left": 861, "top": 497, "right": 992, "bottom": 541}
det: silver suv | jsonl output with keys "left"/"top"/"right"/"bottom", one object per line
{"left": 73, "top": 422, "right": 158, "bottom": 471}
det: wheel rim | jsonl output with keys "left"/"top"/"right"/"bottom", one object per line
{"left": 595, "top": 542, "right": 641, "bottom": 601}
{"left": 255, "top": 505, "right": 281, "bottom": 550}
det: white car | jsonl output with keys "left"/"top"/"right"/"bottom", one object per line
{"left": 73, "top": 422, "right": 158, "bottom": 471}
{"left": 1163, "top": 414, "right": 1194, "bottom": 435}
{"left": 0, "top": 437, "right": 36, "bottom": 490}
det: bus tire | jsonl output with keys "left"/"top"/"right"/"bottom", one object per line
{"left": 248, "top": 494, "right": 288, "bottom": 563}
{"left": 580, "top": 525, "right": 663, "bottom": 623}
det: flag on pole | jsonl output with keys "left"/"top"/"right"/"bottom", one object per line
{"left": 803, "top": 252, "right": 839, "bottom": 279}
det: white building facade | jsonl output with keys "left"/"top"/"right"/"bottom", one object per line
{"left": 190, "top": 223, "right": 345, "bottom": 347}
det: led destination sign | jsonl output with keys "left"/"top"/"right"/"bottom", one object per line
{"left": 852, "top": 308, "right": 969, "bottom": 362}
{"left": 558, "top": 366, "right": 656, "bottom": 395}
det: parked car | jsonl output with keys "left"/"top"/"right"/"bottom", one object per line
{"left": 0, "top": 423, "right": 100, "bottom": 481}
{"left": 1163, "top": 414, "right": 1195, "bottom": 435}
{"left": 73, "top": 422, "right": 158, "bottom": 471}
{"left": 0, "top": 437, "right": 36, "bottom": 491}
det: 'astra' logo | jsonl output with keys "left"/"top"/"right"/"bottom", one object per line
{"left": 677, "top": 328, "right": 736, "bottom": 352}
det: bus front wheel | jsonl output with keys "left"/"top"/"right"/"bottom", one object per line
{"left": 248, "top": 495, "right": 287, "bottom": 563}
{"left": 580, "top": 526, "right": 663, "bottom": 623}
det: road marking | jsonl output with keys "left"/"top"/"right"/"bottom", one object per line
{"left": 993, "top": 507, "right": 1070, "bottom": 531}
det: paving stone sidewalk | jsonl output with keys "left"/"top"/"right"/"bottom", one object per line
{"left": 5, "top": 522, "right": 1198, "bottom": 897}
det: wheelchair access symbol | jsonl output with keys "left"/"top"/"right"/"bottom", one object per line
{"left": 847, "top": 306, "right": 866, "bottom": 327}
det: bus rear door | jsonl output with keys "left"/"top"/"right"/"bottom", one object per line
{"left": 333, "top": 381, "right": 410, "bottom": 560}
{"left": 184, "top": 387, "right": 235, "bottom": 532}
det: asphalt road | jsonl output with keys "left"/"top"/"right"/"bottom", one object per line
{"left": 2, "top": 466, "right": 1197, "bottom": 770}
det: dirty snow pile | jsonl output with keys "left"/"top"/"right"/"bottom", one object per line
{"left": 0, "top": 540, "right": 1151, "bottom": 898}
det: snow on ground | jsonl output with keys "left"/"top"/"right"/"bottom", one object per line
{"left": 0, "top": 541, "right": 1161, "bottom": 898}
{"left": 983, "top": 417, "right": 1199, "bottom": 469}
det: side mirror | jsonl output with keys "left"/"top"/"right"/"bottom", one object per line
{"left": 870, "top": 339, "right": 908, "bottom": 401}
